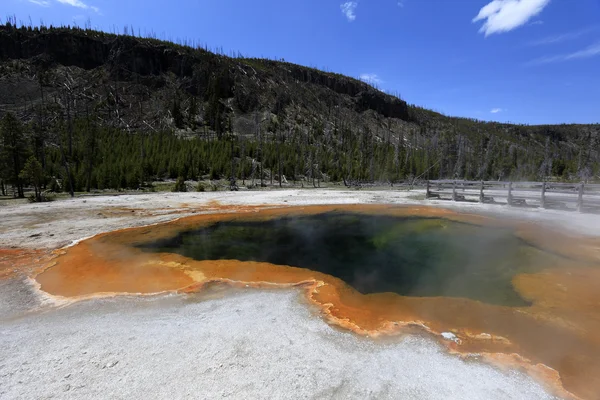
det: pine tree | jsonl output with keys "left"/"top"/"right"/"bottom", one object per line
{"left": 19, "top": 156, "right": 45, "bottom": 202}
{"left": 0, "top": 113, "right": 28, "bottom": 198}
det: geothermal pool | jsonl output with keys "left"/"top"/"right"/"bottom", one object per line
{"left": 31, "top": 205, "right": 600, "bottom": 399}
{"left": 139, "top": 213, "right": 552, "bottom": 307}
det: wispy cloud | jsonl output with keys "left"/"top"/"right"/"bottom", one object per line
{"left": 473, "top": 0, "right": 551, "bottom": 36}
{"left": 490, "top": 108, "right": 504, "bottom": 113}
{"left": 27, "top": 0, "right": 51, "bottom": 6}
{"left": 27, "top": 0, "right": 100, "bottom": 13}
{"left": 340, "top": 2, "right": 358, "bottom": 22}
{"left": 359, "top": 73, "right": 383, "bottom": 86}
{"left": 528, "top": 26, "right": 597, "bottom": 46}
{"left": 56, "top": 0, "right": 90, "bottom": 9}
{"left": 527, "top": 42, "right": 600, "bottom": 65}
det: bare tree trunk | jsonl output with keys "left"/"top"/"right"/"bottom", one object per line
{"left": 59, "top": 137, "right": 74, "bottom": 198}
{"left": 311, "top": 148, "right": 316, "bottom": 188}
{"left": 85, "top": 104, "right": 95, "bottom": 192}
{"left": 38, "top": 72, "right": 47, "bottom": 175}
{"left": 230, "top": 134, "right": 236, "bottom": 188}
{"left": 67, "top": 99, "right": 73, "bottom": 159}
{"left": 66, "top": 101, "right": 75, "bottom": 197}
{"left": 278, "top": 131, "right": 283, "bottom": 188}
{"left": 259, "top": 128, "right": 264, "bottom": 187}
{"left": 370, "top": 134, "right": 374, "bottom": 182}
{"left": 240, "top": 137, "right": 245, "bottom": 185}
{"left": 34, "top": 183, "right": 41, "bottom": 203}
{"left": 61, "top": 95, "right": 75, "bottom": 198}
{"left": 270, "top": 135, "right": 274, "bottom": 186}
{"left": 346, "top": 129, "right": 353, "bottom": 182}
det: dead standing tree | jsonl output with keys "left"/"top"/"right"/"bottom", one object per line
{"left": 228, "top": 131, "right": 238, "bottom": 191}
{"left": 55, "top": 89, "right": 75, "bottom": 198}
{"left": 52, "top": 70, "right": 92, "bottom": 197}
{"left": 277, "top": 126, "right": 290, "bottom": 188}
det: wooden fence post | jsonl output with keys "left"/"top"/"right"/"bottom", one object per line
{"left": 508, "top": 182, "right": 513, "bottom": 206}
{"left": 452, "top": 181, "right": 457, "bottom": 201}
{"left": 577, "top": 182, "right": 584, "bottom": 212}
{"left": 479, "top": 181, "right": 484, "bottom": 203}
{"left": 541, "top": 182, "right": 546, "bottom": 209}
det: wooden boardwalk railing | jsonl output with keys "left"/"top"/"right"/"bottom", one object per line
{"left": 426, "top": 180, "right": 600, "bottom": 213}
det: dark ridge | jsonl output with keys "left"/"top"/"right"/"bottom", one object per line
{"left": 0, "top": 25, "right": 409, "bottom": 120}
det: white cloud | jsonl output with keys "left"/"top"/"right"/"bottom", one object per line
{"left": 473, "top": 0, "right": 551, "bottom": 36}
{"left": 490, "top": 108, "right": 503, "bottom": 113}
{"left": 527, "top": 42, "right": 600, "bottom": 65}
{"left": 340, "top": 2, "right": 358, "bottom": 22}
{"left": 27, "top": 0, "right": 100, "bottom": 12}
{"left": 528, "top": 26, "right": 597, "bottom": 46}
{"left": 359, "top": 73, "right": 383, "bottom": 85}
{"left": 566, "top": 42, "right": 600, "bottom": 59}
{"left": 56, "top": 0, "right": 90, "bottom": 9}
{"left": 27, "top": 0, "right": 51, "bottom": 6}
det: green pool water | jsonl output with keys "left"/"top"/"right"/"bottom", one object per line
{"left": 139, "top": 213, "right": 555, "bottom": 307}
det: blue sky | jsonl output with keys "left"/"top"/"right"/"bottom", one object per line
{"left": 5, "top": 0, "right": 600, "bottom": 125}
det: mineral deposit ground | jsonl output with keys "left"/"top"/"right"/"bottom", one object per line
{"left": 2, "top": 189, "right": 600, "bottom": 400}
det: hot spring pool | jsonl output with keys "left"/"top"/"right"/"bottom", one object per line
{"left": 138, "top": 213, "right": 554, "bottom": 307}
{"left": 34, "top": 205, "right": 600, "bottom": 399}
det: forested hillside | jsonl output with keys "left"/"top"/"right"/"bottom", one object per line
{"left": 1, "top": 22, "right": 599, "bottom": 198}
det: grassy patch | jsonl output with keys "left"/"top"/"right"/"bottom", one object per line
{"left": 153, "top": 182, "right": 176, "bottom": 192}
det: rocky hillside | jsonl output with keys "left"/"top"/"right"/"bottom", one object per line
{"left": 1, "top": 24, "right": 599, "bottom": 191}
{"left": 0, "top": 25, "right": 411, "bottom": 131}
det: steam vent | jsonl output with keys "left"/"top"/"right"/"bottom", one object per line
{"left": 5, "top": 204, "right": 592, "bottom": 399}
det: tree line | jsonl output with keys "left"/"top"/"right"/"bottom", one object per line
{"left": 2, "top": 101, "right": 595, "bottom": 201}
